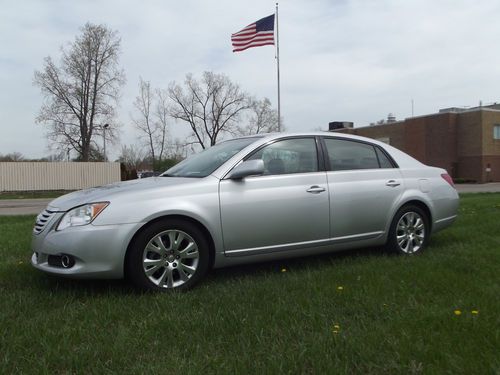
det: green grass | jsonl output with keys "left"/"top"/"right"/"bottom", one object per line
{"left": 1, "top": 194, "right": 499, "bottom": 374}
{"left": 0, "top": 191, "right": 71, "bottom": 200}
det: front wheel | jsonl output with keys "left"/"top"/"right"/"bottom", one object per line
{"left": 126, "top": 219, "right": 210, "bottom": 291}
{"left": 387, "top": 205, "right": 429, "bottom": 255}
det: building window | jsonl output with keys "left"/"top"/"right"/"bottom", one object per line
{"left": 494, "top": 125, "right": 500, "bottom": 140}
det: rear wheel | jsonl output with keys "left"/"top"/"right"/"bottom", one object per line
{"left": 126, "top": 219, "right": 210, "bottom": 291}
{"left": 387, "top": 205, "right": 429, "bottom": 254}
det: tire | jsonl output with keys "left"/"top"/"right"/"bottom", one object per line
{"left": 387, "top": 205, "right": 429, "bottom": 255}
{"left": 126, "top": 219, "right": 210, "bottom": 291}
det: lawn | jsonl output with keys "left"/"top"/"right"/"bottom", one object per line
{"left": 1, "top": 194, "right": 499, "bottom": 374}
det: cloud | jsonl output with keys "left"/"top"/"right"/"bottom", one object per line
{"left": 2, "top": 0, "right": 500, "bottom": 158}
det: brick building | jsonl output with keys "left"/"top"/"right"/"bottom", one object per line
{"left": 334, "top": 105, "right": 500, "bottom": 182}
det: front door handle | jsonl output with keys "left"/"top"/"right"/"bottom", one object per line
{"left": 306, "top": 185, "right": 326, "bottom": 194}
{"left": 386, "top": 180, "right": 401, "bottom": 187}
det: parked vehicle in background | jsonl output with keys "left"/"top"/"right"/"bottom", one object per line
{"left": 32, "top": 132, "right": 459, "bottom": 290}
{"left": 137, "top": 171, "right": 162, "bottom": 179}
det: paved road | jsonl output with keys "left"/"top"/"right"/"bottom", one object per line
{"left": 0, "top": 183, "right": 499, "bottom": 215}
{"left": 455, "top": 183, "right": 500, "bottom": 193}
{"left": 0, "top": 199, "right": 52, "bottom": 216}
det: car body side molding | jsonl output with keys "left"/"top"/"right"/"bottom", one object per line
{"left": 225, "top": 231, "right": 384, "bottom": 257}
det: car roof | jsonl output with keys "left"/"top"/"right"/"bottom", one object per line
{"left": 247, "top": 131, "right": 382, "bottom": 142}
{"left": 211, "top": 131, "right": 424, "bottom": 179}
{"left": 237, "top": 131, "right": 398, "bottom": 151}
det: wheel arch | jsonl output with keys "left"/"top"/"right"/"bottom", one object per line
{"left": 397, "top": 199, "right": 433, "bottom": 232}
{"left": 124, "top": 214, "right": 216, "bottom": 278}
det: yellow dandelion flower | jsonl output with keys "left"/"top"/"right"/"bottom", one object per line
{"left": 471, "top": 310, "right": 479, "bottom": 315}
{"left": 18, "top": 261, "right": 23, "bottom": 265}
{"left": 454, "top": 310, "right": 462, "bottom": 316}
{"left": 333, "top": 324, "right": 340, "bottom": 330}
{"left": 337, "top": 286, "right": 344, "bottom": 291}
{"left": 332, "top": 330, "right": 339, "bottom": 334}
{"left": 281, "top": 268, "right": 287, "bottom": 273}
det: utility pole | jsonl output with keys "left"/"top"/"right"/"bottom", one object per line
{"left": 103, "top": 123, "right": 109, "bottom": 161}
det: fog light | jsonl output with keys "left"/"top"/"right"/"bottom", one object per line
{"left": 48, "top": 254, "right": 75, "bottom": 268}
{"left": 61, "top": 255, "right": 71, "bottom": 268}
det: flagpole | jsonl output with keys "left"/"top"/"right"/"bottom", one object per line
{"left": 275, "top": 2, "right": 281, "bottom": 132}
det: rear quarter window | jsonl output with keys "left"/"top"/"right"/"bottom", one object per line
{"left": 375, "top": 146, "right": 396, "bottom": 168}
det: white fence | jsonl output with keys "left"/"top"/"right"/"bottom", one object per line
{"left": 0, "top": 162, "right": 121, "bottom": 191}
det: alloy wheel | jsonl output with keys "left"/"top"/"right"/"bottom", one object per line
{"left": 395, "top": 211, "right": 426, "bottom": 254}
{"left": 142, "top": 229, "right": 200, "bottom": 288}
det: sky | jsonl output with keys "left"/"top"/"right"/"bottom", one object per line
{"left": 1, "top": 0, "right": 500, "bottom": 160}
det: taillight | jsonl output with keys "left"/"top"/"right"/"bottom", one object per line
{"left": 441, "top": 173, "right": 455, "bottom": 187}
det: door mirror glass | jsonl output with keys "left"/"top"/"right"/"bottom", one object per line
{"left": 227, "top": 159, "right": 265, "bottom": 179}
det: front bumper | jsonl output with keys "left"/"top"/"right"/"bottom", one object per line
{"left": 31, "top": 218, "right": 144, "bottom": 279}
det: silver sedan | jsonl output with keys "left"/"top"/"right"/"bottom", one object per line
{"left": 31, "top": 132, "right": 459, "bottom": 290}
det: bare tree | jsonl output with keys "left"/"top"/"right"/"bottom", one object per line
{"left": 238, "top": 97, "right": 280, "bottom": 135}
{"left": 40, "top": 152, "right": 67, "bottom": 162}
{"left": 154, "top": 88, "right": 169, "bottom": 161}
{"left": 118, "top": 144, "right": 145, "bottom": 171}
{"left": 132, "top": 78, "right": 155, "bottom": 161}
{"left": 170, "top": 138, "right": 190, "bottom": 159}
{"left": 167, "top": 71, "right": 250, "bottom": 149}
{"left": 34, "top": 23, "right": 125, "bottom": 161}
{"left": 132, "top": 78, "right": 169, "bottom": 169}
{"left": 0, "top": 152, "right": 25, "bottom": 162}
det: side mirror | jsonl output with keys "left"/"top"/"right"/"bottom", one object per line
{"left": 227, "top": 159, "right": 265, "bottom": 180}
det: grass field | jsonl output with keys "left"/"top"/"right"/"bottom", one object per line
{"left": 1, "top": 194, "right": 499, "bottom": 374}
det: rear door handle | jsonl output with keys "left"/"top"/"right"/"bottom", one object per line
{"left": 306, "top": 185, "right": 326, "bottom": 194}
{"left": 386, "top": 180, "right": 401, "bottom": 187}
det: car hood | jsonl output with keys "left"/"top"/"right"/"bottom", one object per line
{"left": 48, "top": 177, "right": 206, "bottom": 211}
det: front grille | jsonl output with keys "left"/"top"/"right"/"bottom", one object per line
{"left": 33, "top": 209, "right": 57, "bottom": 234}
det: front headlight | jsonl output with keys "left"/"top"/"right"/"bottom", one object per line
{"left": 57, "top": 202, "right": 109, "bottom": 231}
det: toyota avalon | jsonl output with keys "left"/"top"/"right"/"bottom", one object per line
{"left": 32, "top": 132, "right": 459, "bottom": 290}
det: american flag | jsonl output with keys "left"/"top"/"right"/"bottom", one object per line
{"left": 231, "top": 14, "right": 275, "bottom": 53}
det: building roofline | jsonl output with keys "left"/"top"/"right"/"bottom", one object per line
{"left": 352, "top": 107, "right": 500, "bottom": 130}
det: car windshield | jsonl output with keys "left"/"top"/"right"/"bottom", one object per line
{"left": 162, "top": 137, "right": 261, "bottom": 178}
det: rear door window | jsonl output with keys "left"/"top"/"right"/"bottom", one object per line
{"left": 324, "top": 138, "right": 390, "bottom": 171}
